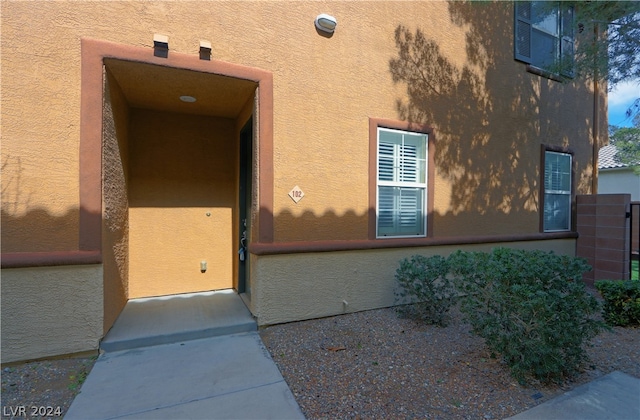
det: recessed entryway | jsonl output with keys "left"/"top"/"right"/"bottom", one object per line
{"left": 103, "top": 58, "right": 257, "bottom": 299}
{"left": 82, "top": 38, "right": 273, "bottom": 332}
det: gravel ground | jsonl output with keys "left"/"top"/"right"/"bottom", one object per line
{"left": 1, "top": 355, "right": 96, "bottom": 420}
{"left": 260, "top": 304, "right": 640, "bottom": 419}
{"left": 1, "top": 297, "right": 638, "bottom": 420}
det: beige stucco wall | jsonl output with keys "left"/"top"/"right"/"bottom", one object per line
{"left": 253, "top": 239, "right": 577, "bottom": 326}
{"left": 128, "top": 110, "right": 237, "bottom": 297}
{"left": 0, "top": 265, "right": 103, "bottom": 363}
{"left": 1, "top": 1, "right": 81, "bottom": 252}
{"left": 1, "top": 1, "right": 605, "bottom": 250}
{"left": 102, "top": 70, "right": 131, "bottom": 331}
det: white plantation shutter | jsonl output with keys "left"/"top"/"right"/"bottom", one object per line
{"left": 545, "top": 152, "right": 571, "bottom": 192}
{"left": 378, "top": 142, "right": 395, "bottom": 182}
{"left": 377, "top": 128, "right": 427, "bottom": 237}
{"left": 399, "top": 144, "right": 418, "bottom": 182}
{"left": 399, "top": 188, "right": 421, "bottom": 227}
{"left": 544, "top": 151, "right": 571, "bottom": 231}
{"left": 378, "top": 187, "right": 395, "bottom": 229}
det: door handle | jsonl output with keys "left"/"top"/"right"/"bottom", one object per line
{"left": 239, "top": 230, "right": 247, "bottom": 261}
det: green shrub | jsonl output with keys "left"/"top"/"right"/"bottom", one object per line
{"left": 448, "top": 248, "right": 604, "bottom": 384}
{"left": 595, "top": 280, "right": 640, "bottom": 326}
{"left": 394, "top": 255, "right": 457, "bottom": 326}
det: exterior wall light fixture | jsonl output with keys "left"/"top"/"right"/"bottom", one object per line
{"left": 153, "top": 34, "right": 169, "bottom": 58}
{"left": 315, "top": 14, "right": 337, "bottom": 34}
{"left": 199, "top": 40, "right": 212, "bottom": 60}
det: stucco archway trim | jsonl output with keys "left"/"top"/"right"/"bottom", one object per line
{"left": 81, "top": 37, "right": 274, "bottom": 251}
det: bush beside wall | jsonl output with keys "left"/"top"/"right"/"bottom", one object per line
{"left": 394, "top": 255, "right": 457, "bottom": 326}
{"left": 395, "top": 248, "right": 604, "bottom": 384}
{"left": 595, "top": 280, "right": 640, "bottom": 326}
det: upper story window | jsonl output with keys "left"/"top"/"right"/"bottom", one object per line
{"left": 377, "top": 127, "right": 428, "bottom": 238}
{"left": 515, "top": 1, "right": 574, "bottom": 78}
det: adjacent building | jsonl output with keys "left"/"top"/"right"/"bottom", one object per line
{"left": 598, "top": 144, "right": 640, "bottom": 201}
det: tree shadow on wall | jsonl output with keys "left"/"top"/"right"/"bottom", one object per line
{"left": 273, "top": 209, "right": 368, "bottom": 242}
{"left": 1, "top": 208, "right": 80, "bottom": 253}
{"left": 1, "top": 155, "right": 81, "bottom": 253}
{"left": 388, "top": 1, "right": 594, "bottom": 233}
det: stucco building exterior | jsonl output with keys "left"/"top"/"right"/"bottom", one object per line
{"left": 1, "top": 1, "right": 607, "bottom": 363}
{"left": 598, "top": 144, "right": 640, "bottom": 201}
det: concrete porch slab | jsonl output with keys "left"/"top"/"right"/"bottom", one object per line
{"left": 100, "top": 290, "right": 256, "bottom": 352}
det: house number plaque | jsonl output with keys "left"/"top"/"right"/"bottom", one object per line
{"left": 288, "top": 185, "right": 305, "bottom": 203}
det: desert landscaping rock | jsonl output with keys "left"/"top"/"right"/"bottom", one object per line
{"left": 1, "top": 298, "right": 638, "bottom": 419}
{"left": 1, "top": 356, "right": 96, "bottom": 420}
{"left": 260, "top": 304, "right": 639, "bottom": 419}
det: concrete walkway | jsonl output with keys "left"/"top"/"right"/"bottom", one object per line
{"left": 66, "top": 290, "right": 304, "bottom": 419}
{"left": 508, "top": 370, "right": 640, "bottom": 420}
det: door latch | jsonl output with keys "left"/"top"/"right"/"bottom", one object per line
{"left": 239, "top": 230, "right": 247, "bottom": 262}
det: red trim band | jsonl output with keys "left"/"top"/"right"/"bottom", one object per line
{"left": 249, "top": 232, "right": 578, "bottom": 255}
{"left": 2, "top": 251, "right": 103, "bottom": 268}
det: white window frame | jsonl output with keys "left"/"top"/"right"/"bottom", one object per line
{"left": 543, "top": 150, "right": 572, "bottom": 232}
{"left": 376, "top": 127, "right": 428, "bottom": 238}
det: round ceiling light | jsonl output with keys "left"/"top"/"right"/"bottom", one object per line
{"left": 180, "top": 95, "right": 196, "bottom": 103}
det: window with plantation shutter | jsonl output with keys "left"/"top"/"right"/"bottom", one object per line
{"left": 515, "top": 1, "right": 574, "bottom": 78}
{"left": 377, "top": 128, "right": 427, "bottom": 237}
{"left": 543, "top": 151, "right": 572, "bottom": 231}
